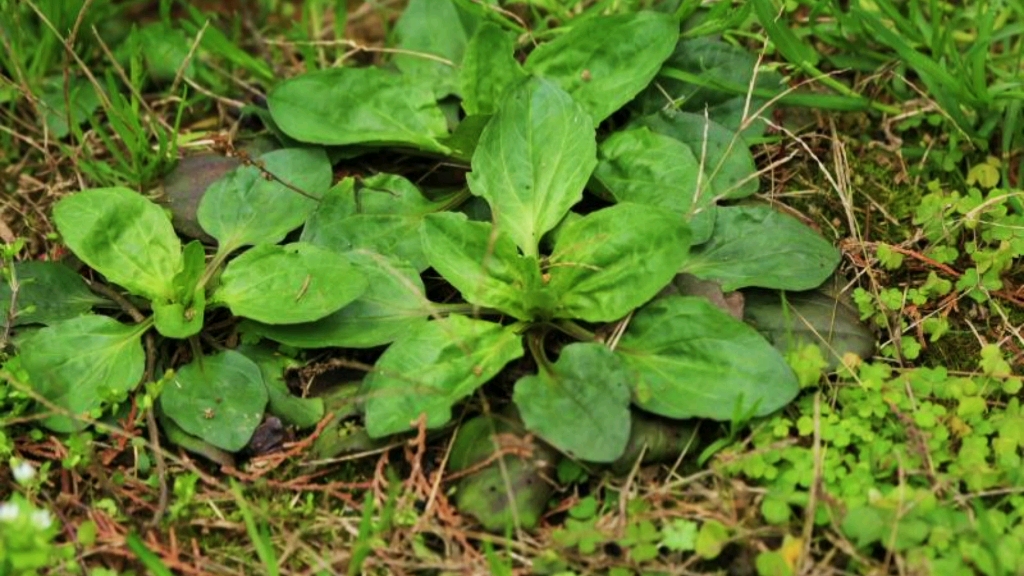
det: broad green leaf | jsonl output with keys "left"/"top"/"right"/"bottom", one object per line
{"left": 40, "top": 76, "right": 101, "bottom": 138}
{"left": 0, "top": 261, "right": 106, "bottom": 327}
{"left": 441, "top": 114, "right": 492, "bottom": 162}
{"left": 468, "top": 78, "right": 596, "bottom": 256}
{"left": 394, "top": 0, "right": 481, "bottom": 97}
{"left": 20, "top": 315, "right": 146, "bottom": 432}
{"left": 159, "top": 351, "right": 268, "bottom": 452}
{"left": 513, "top": 343, "right": 630, "bottom": 462}
{"left": 133, "top": 22, "right": 194, "bottom": 83}
{"left": 593, "top": 127, "right": 715, "bottom": 244}
{"left": 684, "top": 205, "right": 840, "bottom": 291}
{"left": 548, "top": 203, "right": 691, "bottom": 322}
{"left": 197, "top": 148, "right": 331, "bottom": 250}
{"left": 633, "top": 37, "right": 784, "bottom": 139}
{"left": 237, "top": 344, "right": 324, "bottom": 429}
{"left": 53, "top": 187, "right": 183, "bottom": 301}
{"left": 245, "top": 251, "right": 429, "bottom": 349}
{"left": 363, "top": 315, "right": 524, "bottom": 438}
{"left": 634, "top": 110, "right": 759, "bottom": 200}
{"left": 742, "top": 288, "right": 875, "bottom": 370}
{"left": 524, "top": 11, "right": 678, "bottom": 125}
{"left": 300, "top": 175, "right": 448, "bottom": 272}
{"left": 616, "top": 296, "right": 799, "bottom": 420}
{"left": 460, "top": 22, "right": 527, "bottom": 116}
{"left": 213, "top": 243, "right": 367, "bottom": 325}
{"left": 267, "top": 67, "right": 450, "bottom": 153}
{"left": 422, "top": 212, "right": 548, "bottom": 320}
{"left": 449, "top": 410, "right": 559, "bottom": 532}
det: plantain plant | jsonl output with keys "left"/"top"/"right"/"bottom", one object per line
{"left": 7, "top": 6, "right": 847, "bottom": 495}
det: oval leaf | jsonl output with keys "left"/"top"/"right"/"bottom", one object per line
{"left": 363, "top": 315, "right": 524, "bottom": 438}
{"left": 468, "top": 78, "right": 597, "bottom": 256}
{"left": 267, "top": 67, "right": 450, "bottom": 153}
{"left": 422, "top": 212, "right": 548, "bottom": 320}
{"left": 548, "top": 203, "right": 691, "bottom": 322}
{"left": 594, "top": 127, "right": 716, "bottom": 244}
{"left": 524, "top": 11, "right": 679, "bottom": 125}
{"left": 617, "top": 296, "right": 799, "bottom": 420}
{"left": 246, "top": 251, "right": 430, "bottom": 349}
{"left": 684, "top": 205, "right": 840, "bottom": 291}
{"left": 460, "top": 22, "right": 527, "bottom": 116}
{"left": 53, "top": 187, "right": 182, "bottom": 301}
{"left": 0, "top": 261, "right": 107, "bottom": 327}
{"left": 213, "top": 242, "right": 367, "bottom": 325}
{"left": 301, "top": 175, "right": 447, "bottom": 272}
{"left": 513, "top": 343, "right": 631, "bottom": 462}
{"left": 197, "top": 147, "right": 331, "bottom": 250}
{"left": 159, "top": 351, "right": 268, "bottom": 452}
{"left": 20, "top": 315, "right": 146, "bottom": 432}
{"left": 394, "top": 0, "right": 481, "bottom": 97}
{"left": 634, "top": 110, "right": 759, "bottom": 200}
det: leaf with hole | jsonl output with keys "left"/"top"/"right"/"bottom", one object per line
{"left": 634, "top": 110, "right": 759, "bottom": 200}
{"left": 547, "top": 203, "right": 691, "bottom": 322}
{"left": 53, "top": 187, "right": 182, "bottom": 302}
{"left": 213, "top": 242, "right": 367, "bottom": 325}
{"left": 684, "top": 205, "right": 840, "bottom": 291}
{"left": 197, "top": 147, "right": 331, "bottom": 251}
{"left": 301, "top": 175, "right": 448, "bottom": 272}
{"left": 422, "top": 212, "right": 549, "bottom": 320}
{"left": 514, "top": 343, "right": 631, "bottom": 462}
{"left": 0, "top": 261, "right": 107, "bottom": 327}
{"left": 267, "top": 67, "right": 450, "bottom": 153}
{"left": 524, "top": 11, "right": 679, "bottom": 125}
{"left": 460, "top": 22, "right": 527, "bottom": 116}
{"left": 593, "top": 127, "right": 716, "bottom": 244}
{"left": 245, "top": 251, "right": 429, "bottom": 349}
{"left": 468, "top": 78, "right": 596, "bottom": 256}
{"left": 616, "top": 296, "right": 799, "bottom": 420}
{"left": 20, "top": 315, "right": 146, "bottom": 432}
{"left": 362, "top": 315, "right": 524, "bottom": 438}
{"left": 159, "top": 351, "right": 268, "bottom": 452}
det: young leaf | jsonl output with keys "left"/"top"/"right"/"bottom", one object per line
{"left": 154, "top": 240, "right": 208, "bottom": 338}
{"left": 468, "top": 78, "right": 596, "bottom": 257}
{"left": 593, "top": 127, "right": 716, "bottom": 244}
{"left": 421, "top": 212, "right": 548, "bottom": 320}
{"left": 152, "top": 289, "right": 205, "bottom": 339}
{"left": 245, "top": 251, "right": 429, "bottom": 349}
{"left": 213, "top": 243, "right": 367, "bottom": 325}
{"left": 548, "top": 203, "right": 691, "bottom": 322}
{"left": 684, "top": 205, "right": 840, "bottom": 291}
{"left": 159, "top": 351, "right": 269, "bottom": 452}
{"left": 394, "top": 0, "right": 481, "bottom": 97}
{"left": 513, "top": 343, "right": 631, "bottom": 462}
{"left": 524, "top": 11, "right": 679, "bottom": 125}
{"left": 460, "top": 22, "right": 527, "bottom": 116}
{"left": 0, "top": 261, "right": 107, "bottom": 327}
{"left": 634, "top": 110, "right": 759, "bottom": 200}
{"left": 20, "top": 315, "right": 146, "bottom": 432}
{"left": 616, "top": 296, "right": 799, "bottom": 420}
{"left": 362, "top": 315, "right": 524, "bottom": 438}
{"left": 267, "top": 67, "right": 451, "bottom": 153}
{"left": 300, "top": 175, "right": 447, "bottom": 272}
{"left": 53, "top": 187, "right": 183, "bottom": 302}
{"left": 197, "top": 148, "right": 331, "bottom": 251}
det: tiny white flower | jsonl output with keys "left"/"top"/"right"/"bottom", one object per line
{"left": 31, "top": 509, "right": 53, "bottom": 530}
{"left": 12, "top": 459, "right": 36, "bottom": 484}
{"left": 0, "top": 502, "right": 18, "bottom": 523}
